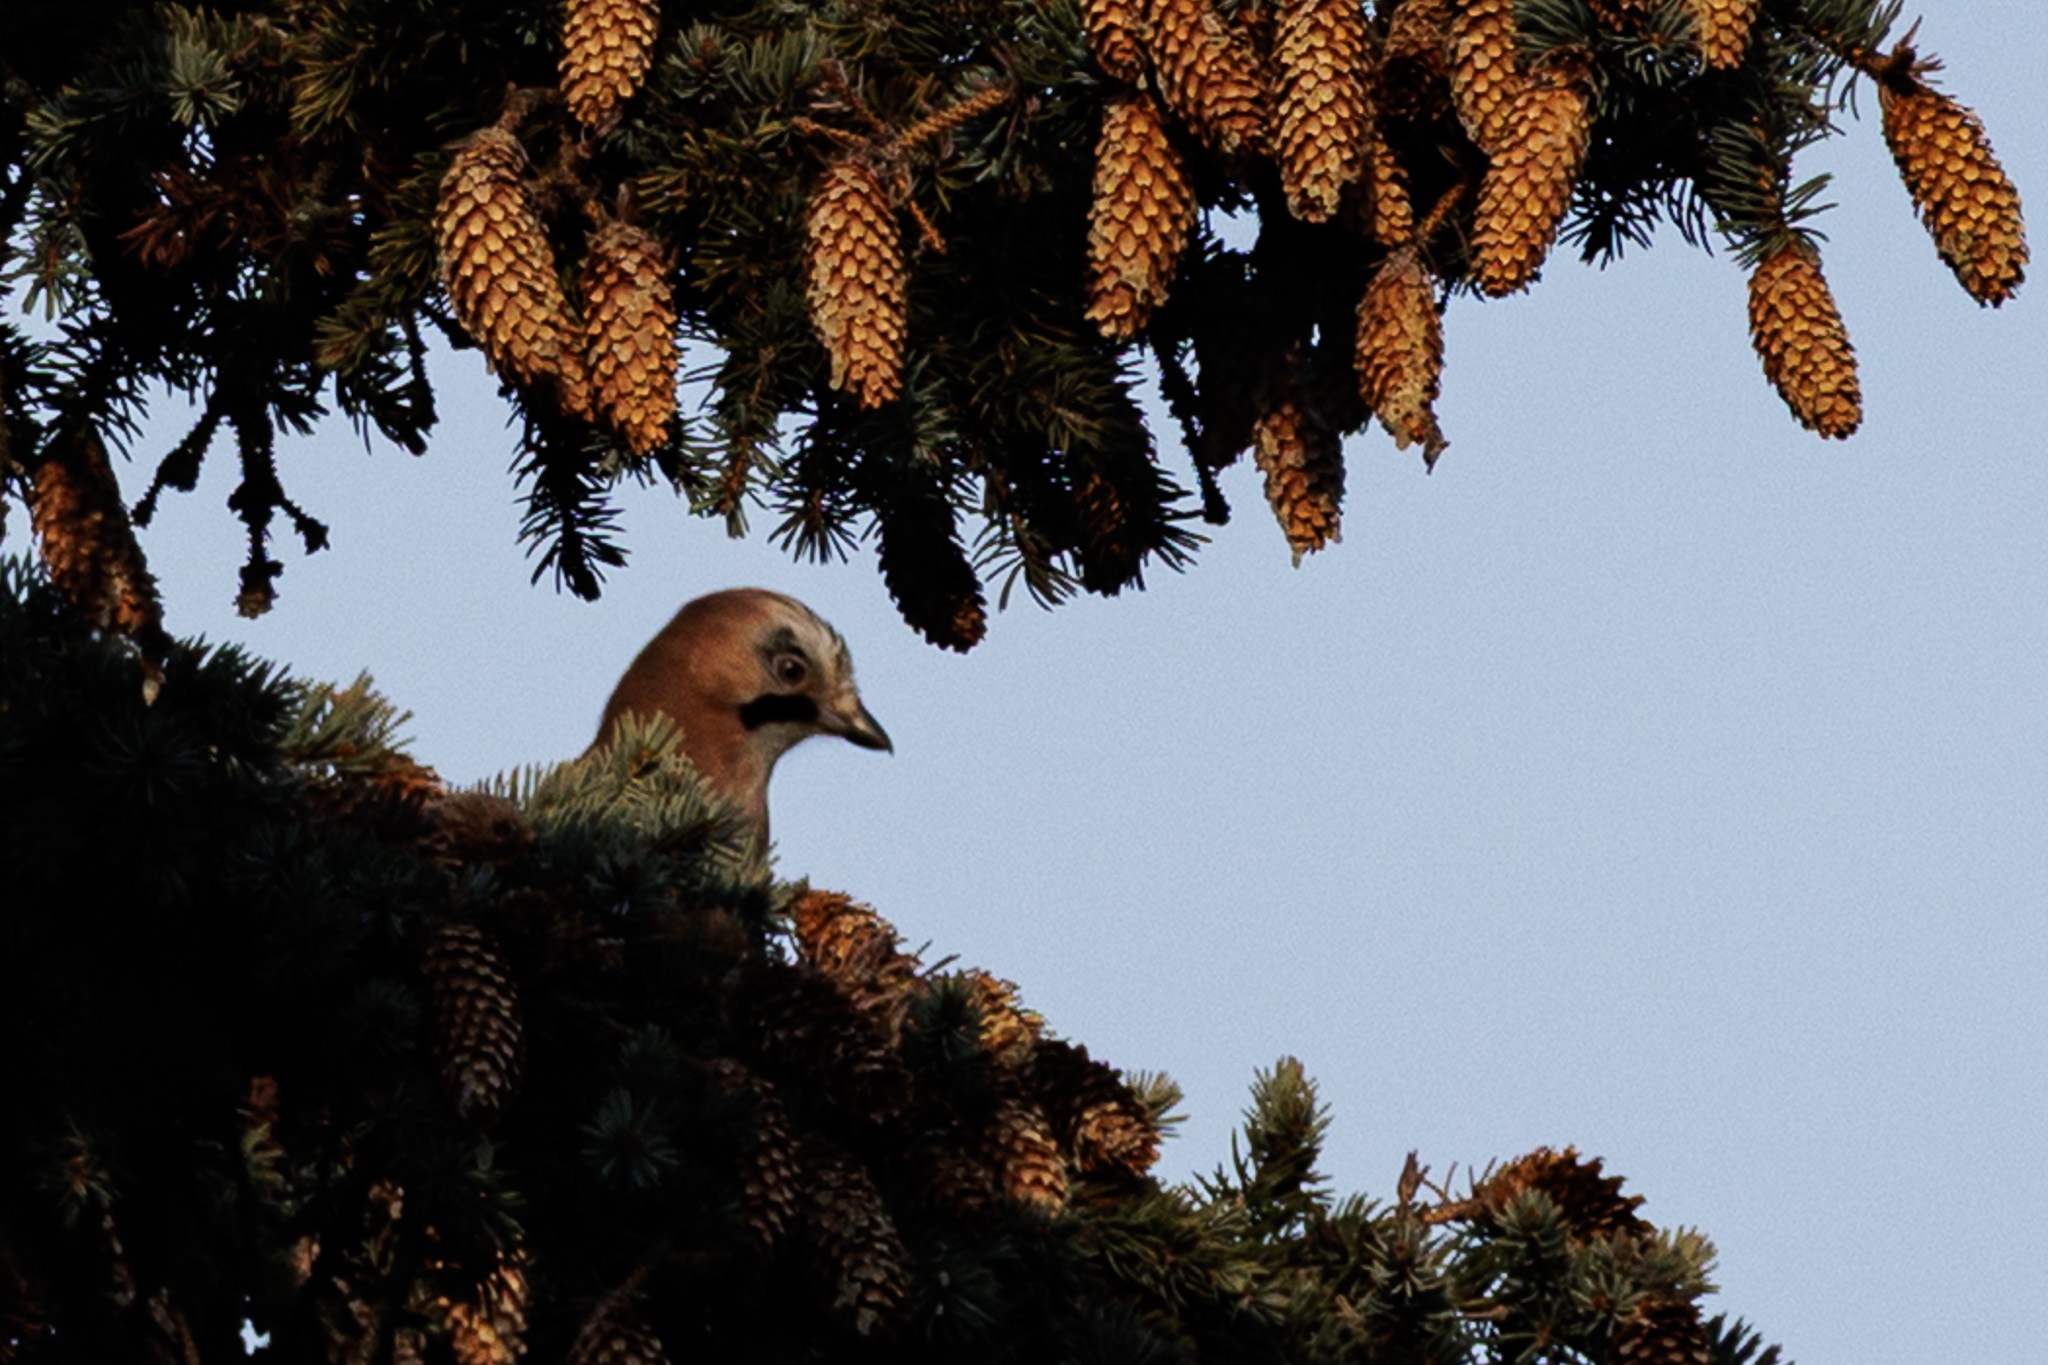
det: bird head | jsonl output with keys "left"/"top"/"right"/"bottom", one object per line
{"left": 594, "top": 588, "right": 890, "bottom": 841}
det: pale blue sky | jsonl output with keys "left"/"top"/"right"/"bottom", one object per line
{"left": 9, "top": 8, "right": 2044, "bottom": 1362}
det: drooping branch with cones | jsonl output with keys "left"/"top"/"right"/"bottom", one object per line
{"left": 0, "top": 0, "right": 2028, "bottom": 650}
{"left": 2, "top": 560, "right": 1796, "bottom": 1365}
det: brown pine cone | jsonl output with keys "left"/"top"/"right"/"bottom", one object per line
{"left": 1379, "top": 0, "right": 1454, "bottom": 123}
{"left": 27, "top": 427, "right": 165, "bottom": 646}
{"left": 434, "top": 127, "right": 590, "bottom": 418}
{"left": 1747, "top": 241, "right": 1861, "bottom": 439}
{"left": 1272, "top": 0, "right": 1374, "bottom": 223}
{"left": 1251, "top": 362, "right": 1344, "bottom": 563}
{"left": 1879, "top": 70, "right": 2028, "bottom": 306}
{"left": 1470, "top": 74, "right": 1591, "bottom": 295}
{"left": 1473, "top": 1146, "right": 1650, "bottom": 1242}
{"left": 1682, "top": 0, "right": 1758, "bottom": 70}
{"left": 1446, "top": 0, "right": 1524, "bottom": 154}
{"left": 422, "top": 921, "right": 524, "bottom": 1121}
{"left": 1085, "top": 91, "right": 1197, "bottom": 339}
{"left": 1355, "top": 246, "right": 1447, "bottom": 465}
{"left": 1081, "top": 0, "right": 1151, "bottom": 85}
{"left": 1615, "top": 1296, "right": 1713, "bottom": 1365}
{"left": 1146, "top": 0, "right": 1268, "bottom": 158}
{"left": 566, "top": 1295, "right": 668, "bottom": 1365}
{"left": 559, "top": 0, "right": 660, "bottom": 131}
{"left": 804, "top": 162, "right": 906, "bottom": 409}
{"left": 581, "top": 220, "right": 677, "bottom": 455}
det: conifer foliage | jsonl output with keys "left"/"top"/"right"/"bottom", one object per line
{"left": 1, "top": 560, "right": 1796, "bottom": 1365}
{"left": 0, "top": 0, "right": 2027, "bottom": 643}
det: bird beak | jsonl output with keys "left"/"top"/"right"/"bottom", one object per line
{"left": 823, "top": 695, "right": 892, "bottom": 752}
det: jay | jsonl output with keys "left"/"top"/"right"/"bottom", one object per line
{"left": 593, "top": 589, "right": 891, "bottom": 844}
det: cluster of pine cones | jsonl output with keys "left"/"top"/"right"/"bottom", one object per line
{"left": 425, "top": 0, "right": 2025, "bottom": 568}
{"left": 1078, "top": 0, "right": 2024, "bottom": 554}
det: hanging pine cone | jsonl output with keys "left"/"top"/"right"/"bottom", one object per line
{"left": 1473, "top": 1146, "right": 1650, "bottom": 1242}
{"left": 559, "top": 0, "right": 659, "bottom": 131}
{"left": 1360, "top": 120, "right": 1418, "bottom": 244}
{"left": 27, "top": 427, "right": 164, "bottom": 648}
{"left": 581, "top": 220, "right": 677, "bottom": 455}
{"left": 804, "top": 162, "right": 906, "bottom": 409}
{"left": 566, "top": 1295, "right": 668, "bottom": 1365}
{"left": 1355, "top": 247, "right": 1447, "bottom": 465}
{"left": 1877, "top": 67, "right": 2028, "bottom": 306}
{"left": 913, "top": 1133, "right": 1001, "bottom": 1221}
{"left": 1470, "top": 73, "right": 1592, "bottom": 295}
{"left": 990, "top": 1097, "right": 1069, "bottom": 1212}
{"left": 1615, "top": 1296, "right": 1713, "bottom": 1365}
{"left": 1085, "top": 92, "right": 1197, "bottom": 340}
{"left": 1251, "top": 364, "right": 1345, "bottom": 564}
{"left": 435, "top": 128, "right": 589, "bottom": 417}
{"left": 1080, "top": 0, "right": 1150, "bottom": 86}
{"left": 1747, "top": 241, "right": 1862, "bottom": 439}
{"left": 1379, "top": 0, "right": 1453, "bottom": 123}
{"left": 441, "top": 1251, "right": 529, "bottom": 1365}
{"left": 804, "top": 1144, "right": 910, "bottom": 1337}
{"left": 1145, "top": 0, "right": 1268, "bottom": 158}
{"left": 1446, "top": 0, "right": 1525, "bottom": 154}
{"left": 422, "top": 921, "right": 524, "bottom": 1121}
{"left": 1682, "top": 0, "right": 1757, "bottom": 70}
{"left": 1272, "top": 0, "right": 1374, "bottom": 223}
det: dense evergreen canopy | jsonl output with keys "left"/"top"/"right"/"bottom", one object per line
{"left": 0, "top": 559, "right": 1790, "bottom": 1365}
{"left": 0, "top": 0, "right": 2023, "bottom": 648}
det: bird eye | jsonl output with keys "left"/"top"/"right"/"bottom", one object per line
{"left": 774, "top": 654, "right": 808, "bottom": 687}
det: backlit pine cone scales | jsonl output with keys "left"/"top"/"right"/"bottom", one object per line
{"left": 1085, "top": 92, "right": 1197, "bottom": 339}
{"left": 1355, "top": 247, "right": 1447, "bottom": 465}
{"left": 1079, "top": 0, "right": 1149, "bottom": 86}
{"left": 1879, "top": 75, "right": 2027, "bottom": 306}
{"left": 582, "top": 220, "right": 678, "bottom": 455}
{"left": 805, "top": 163, "right": 907, "bottom": 409}
{"left": 1272, "top": 0, "right": 1374, "bottom": 224}
{"left": 1683, "top": 0, "right": 1759, "bottom": 70}
{"left": 1251, "top": 381, "right": 1344, "bottom": 563}
{"left": 559, "top": 0, "right": 660, "bottom": 130}
{"left": 1447, "top": 0, "right": 1524, "bottom": 154}
{"left": 435, "top": 127, "right": 590, "bottom": 418}
{"left": 1145, "top": 0, "right": 1267, "bottom": 158}
{"left": 1471, "top": 77, "right": 1592, "bottom": 296}
{"left": 1747, "top": 242, "right": 1861, "bottom": 439}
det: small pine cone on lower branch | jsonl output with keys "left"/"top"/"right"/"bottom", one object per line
{"left": 1614, "top": 1296, "right": 1712, "bottom": 1365}
{"left": 1879, "top": 75, "right": 2028, "bottom": 306}
{"left": 1272, "top": 0, "right": 1374, "bottom": 223}
{"left": 559, "top": 0, "right": 660, "bottom": 130}
{"left": 422, "top": 921, "right": 524, "bottom": 1121}
{"left": 1355, "top": 247, "right": 1447, "bottom": 465}
{"left": 804, "top": 1144, "right": 911, "bottom": 1338}
{"left": 1747, "top": 242, "right": 1861, "bottom": 439}
{"left": 1251, "top": 367, "right": 1344, "bottom": 564}
{"left": 1471, "top": 77, "right": 1592, "bottom": 296}
{"left": 1682, "top": 0, "right": 1758, "bottom": 70}
{"left": 582, "top": 220, "right": 677, "bottom": 455}
{"left": 990, "top": 1097, "right": 1069, "bottom": 1213}
{"left": 804, "top": 162, "right": 906, "bottom": 409}
{"left": 1145, "top": 0, "right": 1268, "bottom": 158}
{"left": 1474, "top": 1146, "right": 1648, "bottom": 1242}
{"left": 1447, "top": 0, "right": 1525, "bottom": 154}
{"left": 27, "top": 427, "right": 165, "bottom": 646}
{"left": 434, "top": 127, "right": 590, "bottom": 418}
{"left": 1085, "top": 92, "right": 1197, "bottom": 340}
